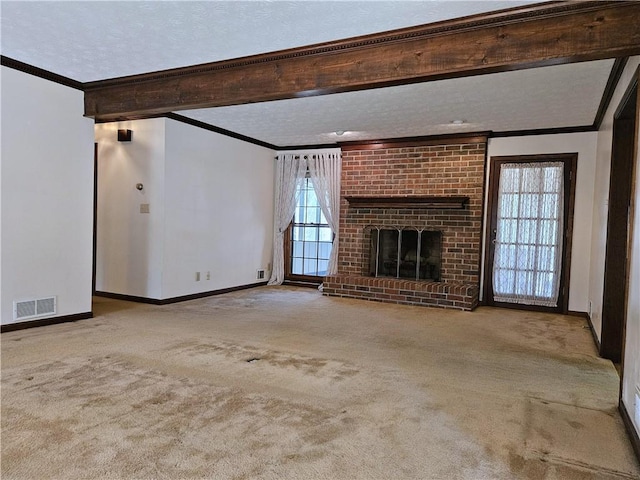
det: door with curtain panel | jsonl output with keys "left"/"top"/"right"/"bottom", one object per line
{"left": 484, "top": 154, "right": 577, "bottom": 313}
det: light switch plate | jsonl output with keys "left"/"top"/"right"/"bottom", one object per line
{"left": 140, "top": 203, "right": 150, "bottom": 213}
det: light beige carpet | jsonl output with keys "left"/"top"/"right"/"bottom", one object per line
{"left": 2, "top": 286, "right": 639, "bottom": 479}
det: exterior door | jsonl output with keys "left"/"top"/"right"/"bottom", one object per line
{"left": 484, "top": 154, "right": 576, "bottom": 313}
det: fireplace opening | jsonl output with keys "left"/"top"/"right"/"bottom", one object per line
{"left": 369, "top": 228, "right": 442, "bottom": 281}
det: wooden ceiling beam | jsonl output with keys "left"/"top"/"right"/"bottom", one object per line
{"left": 84, "top": 1, "right": 640, "bottom": 121}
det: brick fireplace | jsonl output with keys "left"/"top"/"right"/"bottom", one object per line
{"left": 323, "top": 135, "right": 487, "bottom": 310}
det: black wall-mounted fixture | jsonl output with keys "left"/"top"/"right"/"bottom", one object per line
{"left": 117, "top": 129, "right": 132, "bottom": 142}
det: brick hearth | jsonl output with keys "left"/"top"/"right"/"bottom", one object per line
{"left": 323, "top": 137, "right": 486, "bottom": 311}
{"left": 322, "top": 275, "right": 479, "bottom": 310}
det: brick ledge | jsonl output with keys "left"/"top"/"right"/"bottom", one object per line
{"left": 323, "top": 274, "right": 478, "bottom": 311}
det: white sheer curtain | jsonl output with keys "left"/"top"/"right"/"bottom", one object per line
{"left": 268, "top": 154, "right": 306, "bottom": 285}
{"left": 307, "top": 152, "right": 342, "bottom": 276}
{"left": 492, "top": 162, "right": 564, "bottom": 307}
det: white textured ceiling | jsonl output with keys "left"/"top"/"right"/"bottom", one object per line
{"left": 181, "top": 59, "right": 615, "bottom": 146}
{"left": 1, "top": 1, "right": 534, "bottom": 82}
{"left": 0, "top": 1, "right": 615, "bottom": 147}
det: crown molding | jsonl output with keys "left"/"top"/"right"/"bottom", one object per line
{"left": 490, "top": 125, "right": 595, "bottom": 138}
{"left": 1, "top": 55, "right": 84, "bottom": 91}
{"left": 165, "top": 113, "right": 278, "bottom": 150}
{"left": 594, "top": 57, "right": 629, "bottom": 130}
{"left": 340, "top": 132, "right": 490, "bottom": 151}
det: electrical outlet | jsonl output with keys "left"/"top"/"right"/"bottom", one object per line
{"left": 206, "top": 271, "right": 210, "bottom": 280}
{"left": 257, "top": 269, "right": 265, "bottom": 280}
{"left": 195, "top": 272, "right": 200, "bottom": 281}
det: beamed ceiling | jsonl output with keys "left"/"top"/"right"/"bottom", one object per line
{"left": 2, "top": 1, "right": 639, "bottom": 148}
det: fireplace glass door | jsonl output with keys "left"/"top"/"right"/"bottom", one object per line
{"left": 369, "top": 228, "right": 441, "bottom": 281}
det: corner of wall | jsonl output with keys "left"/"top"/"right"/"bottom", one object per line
{"left": 589, "top": 56, "right": 640, "bottom": 342}
{"left": 94, "top": 118, "right": 167, "bottom": 299}
{"left": 161, "top": 119, "right": 276, "bottom": 298}
{"left": 1, "top": 66, "right": 94, "bottom": 324}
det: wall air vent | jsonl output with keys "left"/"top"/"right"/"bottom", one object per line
{"left": 13, "top": 296, "right": 57, "bottom": 321}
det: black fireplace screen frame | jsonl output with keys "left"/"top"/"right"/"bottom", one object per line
{"left": 368, "top": 227, "right": 442, "bottom": 281}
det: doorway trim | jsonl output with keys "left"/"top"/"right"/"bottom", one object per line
{"left": 483, "top": 153, "right": 577, "bottom": 314}
{"left": 92, "top": 142, "right": 98, "bottom": 295}
{"left": 601, "top": 69, "right": 638, "bottom": 364}
{"left": 610, "top": 64, "right": 640, "bottom": 465}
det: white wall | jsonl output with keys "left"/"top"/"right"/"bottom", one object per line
{"left": 95, "top": 118, "right": 275, "bottom": 300}
{"left": 95, "top": 119, "right": 166, "bottom": 298}
{"left": 589, "top": 57, "right": 640, "bottom": 338}
{"left": 162, "top": 119, "right": 275, "bottom": 297}
{"left": 1, "top": 67, "right": 95, "bottom": 324}
{"left": 485, "top": 132, "right": 598, "bottom": 313}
